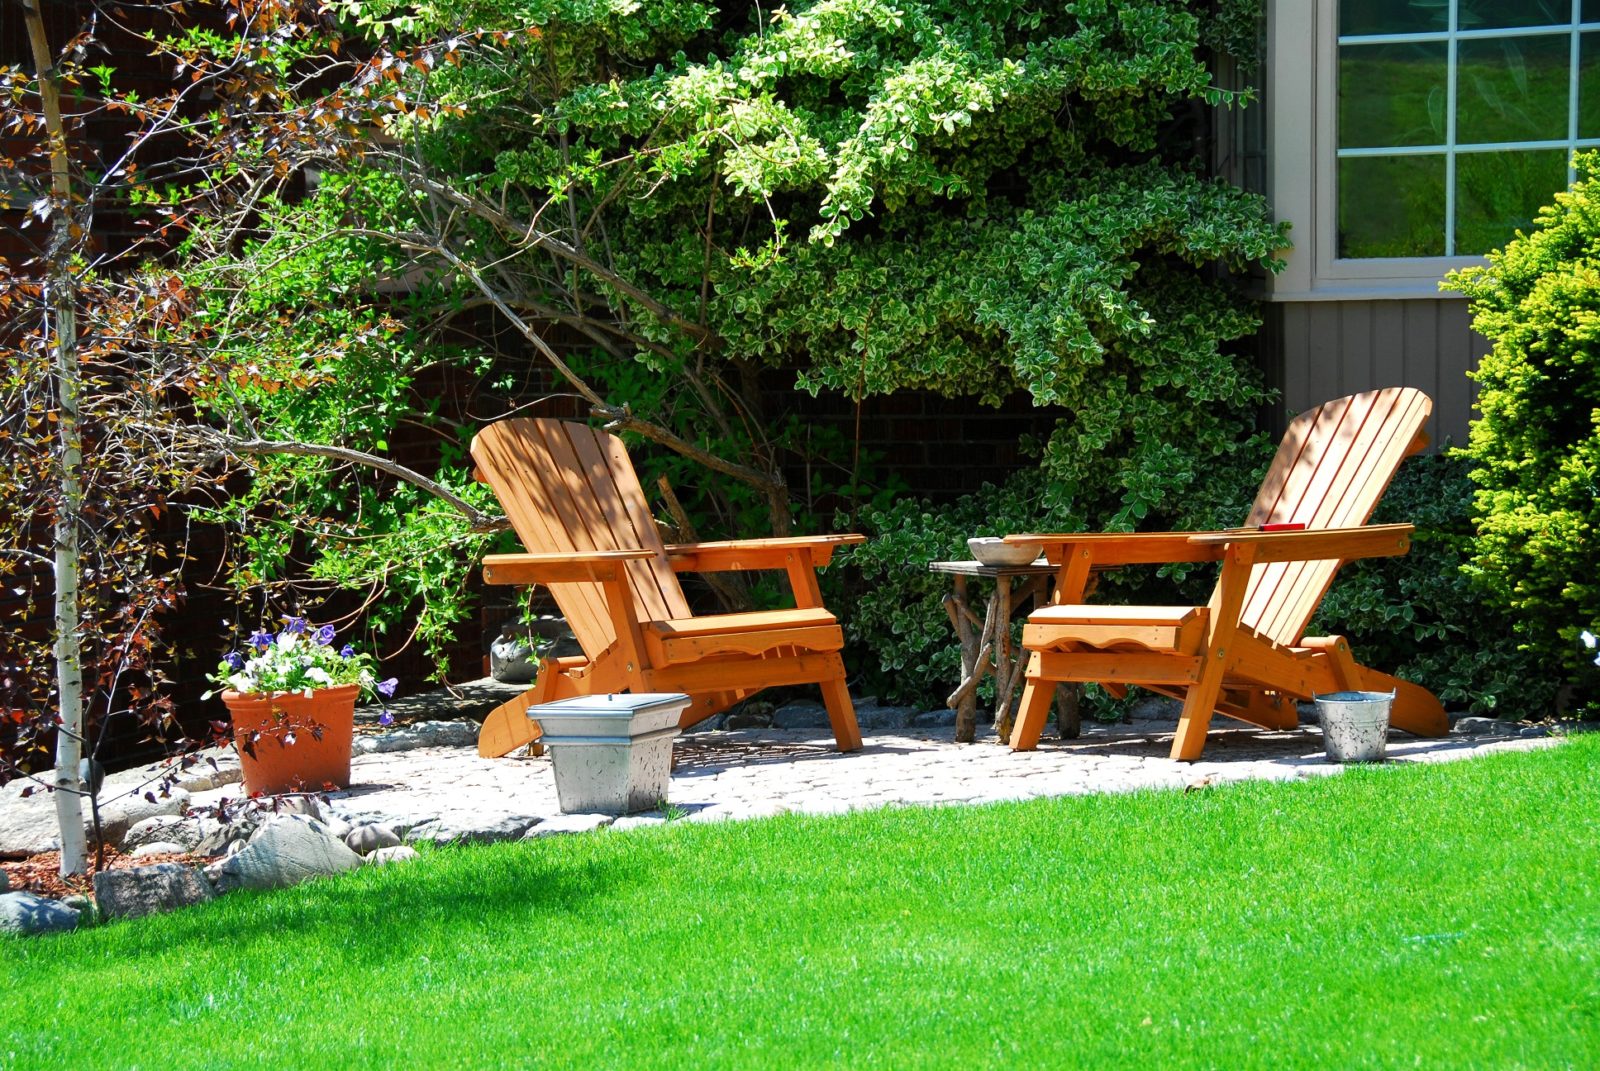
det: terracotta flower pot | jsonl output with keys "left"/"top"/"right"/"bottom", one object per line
{"left": 222, "top": 683, "right": 359, "bottom": 795}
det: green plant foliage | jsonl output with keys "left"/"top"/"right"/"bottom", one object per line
{"left": 1447, "top": 151, "right": 1600, "bottom": 701}
{"left": 1312, "top": 455, "right": 1550, "bottom": 716}
{"left": 180, "top": 0, "right": 1283, "bottom": 677}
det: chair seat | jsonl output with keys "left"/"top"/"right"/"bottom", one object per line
{"left": 1024, "top": 604, "right": 1207, "bottom": 654}
{"left": 645, "top": 607, "right": 843, "bottom": 666}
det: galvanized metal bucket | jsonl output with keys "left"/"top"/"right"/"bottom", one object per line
{"left": 532, "top": 693, "right": 689, "bottom": 814}
{"left": 1313, "top": 690, "right": 1395, "bottom": 763}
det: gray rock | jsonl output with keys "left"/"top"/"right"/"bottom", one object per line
{"left": 60, "top": 894, "right": 93, "bottom": 918}
{"left": 194, "top": 815, "right": 259, "bottom": 859}
{"left": 403, "top": 814, "right": 539, "bottom": 845}
{"left": 277, "top": 796, "right": 324, "bottom": 821}
{"left": 93, "top": 863, "right": 215, "bottom": 920}
{"left": 681, "top": 715, "right": 723, "bottom": 734}
{"left": 771, "top": 701, "right": 829, "bottom": 730}
{"left": 97, "top": 787, "right": 191, "bottom": 847}
{"left": 611, "top": 814, "right": 666, "bottom": 831}
{"left": 352, "top": 721, "right": 478, "bottom": 755}
{"left": 910, "top": 709, "right": 957, "bottom": 728}
{"left": 1519, "top": 725, "right": 1551, "bottom": 738}
{"left": 1452, "top": 716, "right": 1519, "bottom": 736}
{"left": 723, "top": 710, "right": 772, "bottom": 730}
{"left": 210, "top": 815, "right": 363, "bottom": 894}
{"left": 0, "top": 870, "right": 8, "bottom": 892}
{"left": 344, "top": 823, "right": 402, "bottom": 855}
{"left": 0, "top": 891, "right": 79, "bottom": 936}
{"left": 130, "top": 842, "right": 187, "bottom": 860}
{"left": 122, "top": 815, "right": 208, "bottom": 852}
{"left": 858, "top": 705, "right": 917, "bottom": 731}
{"left": 364, "top": 845, "right": 420, "bottom": 867}
{"left": 1129, "top": 696, "right": 1184, "bottom": 723}
{"left": 523, "top": 813, "right": 614, "bottom": 838}
{"left": 165, "top": 749, "right": 244, "bottom": 792}
{"left": 321, "top": 816, "right": 352, "bottom": 840}
{"left": 0, "top": 781, "right": 190, "bottom": 855}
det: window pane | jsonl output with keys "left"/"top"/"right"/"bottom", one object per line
{"left": 1340, "top": 1, "right": 1448, "bottom": 36}
{"left": 1339, "top": 154, "right": 1447, "bottom": 258}
{"left": 1589, "top": 0, "right": 1600, "bottom": 24}
{"left": 1340, "top": 42, "right": 1448, "bottom": 148}
{"left": 1454, "top": 149, "right": 1568, "bottom": 254}
{"left": 1459, "top": 1, "right": 1572, "bottom": 31}
{"left": 1582, "top": 32, "right": 1600, "bottom": 135}
{"left": 1456, "top": 35, "right": 1572, "bottom": 144}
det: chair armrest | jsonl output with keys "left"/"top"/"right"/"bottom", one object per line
{"left": 1187, "top": 524, "right": 1413, "bottom": 563}
{"left": 481, "top": 550, "right": 656, "bottom": 586}
{"left": 1005, "top": 531, "right": 1227, "bottom": 565}
{"left": 664, "top": 534, "right": 866, "bottom": 572}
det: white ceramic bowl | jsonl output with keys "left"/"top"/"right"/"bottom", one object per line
{"left": 967, "top": 537, "right": 1043, "bottom": 567}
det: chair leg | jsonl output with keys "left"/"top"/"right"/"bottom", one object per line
{"left": 1009, "top": 656, "right": 1056, "bottom": 751}
{"left": 1171, "top": 672, "right": 1225, "bottom": 762}
{"left": 818, "top": 655, "right": 862, "bottom": 752}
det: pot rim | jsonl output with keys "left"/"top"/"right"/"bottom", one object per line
{"left": 220, "top": 682, "right": 363, "bottom": 702}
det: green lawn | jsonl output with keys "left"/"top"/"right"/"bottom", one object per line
{"left": 5, "top": 737, "right": 1600, "bottom": 1070}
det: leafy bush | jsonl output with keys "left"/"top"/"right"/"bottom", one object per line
{"left": 1447, "top": 151, "right": 1600, "bottom": 703}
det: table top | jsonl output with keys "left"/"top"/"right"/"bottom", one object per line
{"left": 927, "top": 559, "right": 1057, "bottom": 578}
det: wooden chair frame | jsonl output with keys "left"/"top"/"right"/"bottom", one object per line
{"left": 1003, "top": 388, "right": 1452, "bottom": 761}
{"left": 470, "top": 419, "right": 864, "bottom": 759}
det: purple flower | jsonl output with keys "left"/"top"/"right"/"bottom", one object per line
{"left": 284, "top": 616, "right": 307, "bottom": 634}
{"left": 313, "top": 624, "right": 337, "bottom": 646}
{"left": 378, "top": 710, "right": 395, "bottom": 727}
{"left": 224, "top": 651, "right": 244, "bottom": 670}
{"left": 376, "top": 677, "right": 398, "bottom": 698}
{"left": 339, "top": 644, "right": 355, "bottom": 658}
{"left": 247, "top": 630, "right": 273, "bottom": 650}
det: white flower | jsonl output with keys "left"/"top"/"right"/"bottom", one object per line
{"left": 304, "top": 667, "right": 332, "bottom": 686}
{"left": 1582, "top": 630, "right": 1597, "bottom": 650}
{"left": 276, "top": 632, "right": 299, "bottom": 651}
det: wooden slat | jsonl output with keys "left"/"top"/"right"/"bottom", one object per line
{"left": 649, "top": 607, "right": 838, "bottom": 638}
{"left": 1252, "top": 390, "right": 1425, "bottom": 641}
{"left": 1233, "top": 388, "right": 1431, "bottom": 645}
{"left": 648, "top": 625, "right": 844, "bottom": 666}
{"left": 536, "top": 420, "right": 674, "bottom": 628}
{"left": 1033, "top": 650, "right": 1203, "bottom": 684}
{"left": 573, "top": 423, "right": 690, "bottom": 620}
{"left": 471, "top": 423, "right": 615, "bottom": 655}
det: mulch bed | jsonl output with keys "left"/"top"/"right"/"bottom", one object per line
{"left": 3, "top": 846, "right": 197, "bottom": 901}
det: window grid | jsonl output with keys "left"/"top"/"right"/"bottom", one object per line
{"left": 1337, "top": 1, "right": 1595, "bottom": 256}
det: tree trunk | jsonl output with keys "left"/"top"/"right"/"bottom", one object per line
{"left": 25, "top": 0, "right": 88, "bottom": 878}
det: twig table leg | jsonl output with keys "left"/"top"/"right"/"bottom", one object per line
{"left": 950, "top": 576, "right": 979, "bottom": 743}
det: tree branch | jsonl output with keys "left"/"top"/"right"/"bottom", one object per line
{"left": 195, "top": 431, "right": 509, "bottom": 533}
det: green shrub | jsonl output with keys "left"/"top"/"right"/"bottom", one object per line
{"left": 1447, "top": 151, "right": 1600, "bottom": 703}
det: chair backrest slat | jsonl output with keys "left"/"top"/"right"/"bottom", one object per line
{"left": 471, "top": 419, "right": 690, "bottom": 656}
{"left": 1218, "top": 388, "right": 1431, "bottom": 647}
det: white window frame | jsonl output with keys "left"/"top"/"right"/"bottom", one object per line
{"left": 1265, "top": 0, "right": 1597, "bottom": 301}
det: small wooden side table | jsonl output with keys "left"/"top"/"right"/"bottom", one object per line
{"left": 927, "top": 560, "right": 1082, "bottom": 744}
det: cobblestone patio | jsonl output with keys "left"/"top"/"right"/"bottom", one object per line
{"left": 235, "top": 692, "right": 1559, "bottom": 843}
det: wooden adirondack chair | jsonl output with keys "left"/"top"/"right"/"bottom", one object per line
{"left": 1005, "top": 387, "right": 1450, "bottom": 761}
{"left": 470, "top": 418, "right": 864, "bottom": 759}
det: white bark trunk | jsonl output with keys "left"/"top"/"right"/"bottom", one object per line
{"left": 25, "top": 0, "right": 89, "bottom": 877}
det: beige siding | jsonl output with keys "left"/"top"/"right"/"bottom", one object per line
{"left": 1265, "top": 299, "right": 1488, "bottom": 449}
